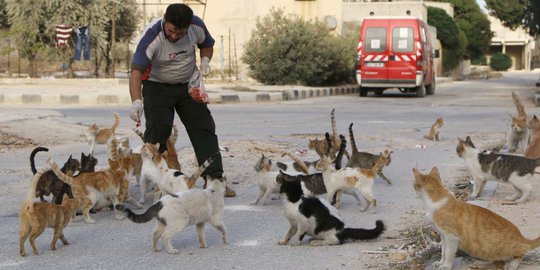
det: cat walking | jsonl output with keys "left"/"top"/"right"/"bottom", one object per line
{"left": 86, "top": 112, "right": 120, "bottom": 154}
{"left": 413, "top": 167, "right": 540, "bottom": 270}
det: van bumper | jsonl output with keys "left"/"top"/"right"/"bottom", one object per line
{"left": 359, "top": 79, "right": 417, "bottom": 88}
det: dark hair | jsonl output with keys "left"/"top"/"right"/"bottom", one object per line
{"left": 164, "top": 4, "right": 193, "bottom": 29}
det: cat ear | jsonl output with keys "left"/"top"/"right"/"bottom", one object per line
{"left": 465, "top": 136, "right": 474, "bottom": 146}
{"left": 429, "top": 167, "right": 439, "bottom": 176}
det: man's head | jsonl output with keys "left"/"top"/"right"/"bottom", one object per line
{"left": 163, "top": 4, "right": 193, "bottom": 42}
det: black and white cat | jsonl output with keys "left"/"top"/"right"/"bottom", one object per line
{"left": 457, "top": 136, "right": 538, "bottom": 203}
{"left": 276, "top": 175, "right": 384, "bottom": 246}
{"left": 116, "top": 178, "right": 227, "bottom": 254}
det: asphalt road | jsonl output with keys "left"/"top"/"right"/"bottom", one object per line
{"left": 1, "top": 71, "right": 539, "bottom": 270}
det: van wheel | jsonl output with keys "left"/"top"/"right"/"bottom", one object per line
{"left": 415, "top": 84, "right": 426, "bottom": 97}
{"left": 426, "top": 79, "right": 435, "bottom": 95}
{"left": 359, "top": 87, "right": 368, "bottom": 97}
{"left": 374, "top": 90, "right": 384, "bottom": 96}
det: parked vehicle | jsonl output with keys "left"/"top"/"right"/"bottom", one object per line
{"left": 356, "top": 16, "right": 437, "bottom": 97}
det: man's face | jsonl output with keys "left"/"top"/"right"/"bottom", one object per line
{"left": 164, "top": 22, "right": 188, "bottom": 43}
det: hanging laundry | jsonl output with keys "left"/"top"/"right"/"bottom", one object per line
{"left": 55, "top": 24, "right": 73, "bottom": 48}
{"left": 74, "top": 26, "right": 91, "bottom": 61}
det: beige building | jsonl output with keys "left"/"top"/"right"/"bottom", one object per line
{"left": 487, "top": 15, "right": 534, "bottom": 71}
{"left": 136, "top": 0, "right": 451, "bottom": 78}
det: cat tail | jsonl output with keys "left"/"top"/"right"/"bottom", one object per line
{"left": 29, "top": 146, "right": 49, "bottom": 175}
{"left": 531, "top": 236, "right": 540, "bottom": 250}
{"left": 348, "top": 123, "right": 358, "bottom": 152}
{"left": 47, "top": 157, "right": 76, "bottom": 187}
{"left": 132, "top": 128, "right": 145, "bottom": 142}
{"left": 512, "top": 91, "right": 526, "bottom": 118}
{"left": 186, "top": 153, "right": 218, "bottom": 189}
{"left": 281, "top": 151, "right": 309, "bottom": 175}
{"left": 335, "top": 135, "right": 347, "bottom": 170}
{"left": 337, "top": 220, "right": 385, "bottom": 243}
{"left": 116, "top": 202, "right": 163, "bottom": 224}
{"left": 111, "top": 112, "right": 120, "bottom": 133}
{"left": 23, "top": 166, "right": 51, "bottom": 213}
{"left": 169, "top": 125, "right": 179, "bottom": 144}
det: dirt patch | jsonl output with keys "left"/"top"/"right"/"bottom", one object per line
{"left": 0, "top": 127, "right": 37, "bottom": 153}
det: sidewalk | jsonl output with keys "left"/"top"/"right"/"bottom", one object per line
{"left": 0, "top": 77, "right": 452, "bottom": 106}
{"left": 0, "top": 78, "right": 360, "bottom": 106}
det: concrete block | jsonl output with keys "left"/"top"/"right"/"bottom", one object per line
{"left": 97, "top": 95, "right": 119, "bottom": 105}
{"left": 221, "top": 95, "right": 240, "bottom": 103}
{"left": 256, "top": 93, "right": 270, "bottom": 102}
{"left": 60, "top": 95, "right": 79, "bottom": 104}
{"left": 535, "top": 94, "right": 540, "bottom": 107}
{"left": 22, "top": 94, "right": 41, "bottom": 104}
{"left": 0, "top": 94, "right": 4, "bottom": 103}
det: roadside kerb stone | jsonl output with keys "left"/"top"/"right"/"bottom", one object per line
{"left": 221, "top": 95, "right": 240, "bottom": 103}
{"left": 60, "top": 95, "right": 79, "bottom": 105}
{"left": 22, "top": 94, "right": 41, "bottom": 104}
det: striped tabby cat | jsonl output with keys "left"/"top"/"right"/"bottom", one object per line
{"left": 457, "top": 136, "right": 538, "bottom": 203}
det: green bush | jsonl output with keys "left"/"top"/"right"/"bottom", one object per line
{"left": 471, "top": 55, "right": 487, "bottom": 65}
{"left": 428, "top": 7, "right": 467, "bottom": 74}
{"left": 489, "top": 53, "right": 512, "bottom": 71}
{"left": 242, "top": 8, "right": 355, "bottom": 86}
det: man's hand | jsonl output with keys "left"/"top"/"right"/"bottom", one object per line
{"left": 130, "top": 99, "right": 143, "bottom": 123}
{"left": 201, "top": 56, "right": 211, "bottom": 76}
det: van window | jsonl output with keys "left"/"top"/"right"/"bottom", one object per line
{"left": 420, "top": 27, "right": 427, "bottom": 44}
{"left": 392, "top": 27, "right": 413, "bottom": 52}
{"left": 365, "top": 27, "right": 386, "bottom": 52}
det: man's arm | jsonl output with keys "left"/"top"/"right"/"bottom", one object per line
{"left": 129, "top": 69, "right": 143, "bottom": 102}
{"left": 200, "top": 47, "right": 213, "bottom": 61}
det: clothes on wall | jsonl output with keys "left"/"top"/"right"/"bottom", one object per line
{"left": 55, "top": 24, "right": 73, "bottom": 48}
{"left": 74, "top": 26, "right": 91, "bottom": 61}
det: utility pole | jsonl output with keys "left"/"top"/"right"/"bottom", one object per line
{"left": 110, "top": 1, "right": 116, "bottom": 78}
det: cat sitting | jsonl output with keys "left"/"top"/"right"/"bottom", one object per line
{"left": 424, "top": 117, "right": 444, "bottom": 142}
{"left": 505, "top": 91, "right": 529, "bottom": 153}
{"left": 30, "top": 146, "right": 80, "bottom": 204}
{"left": 524, "top": 115, "right": 540, "bottom": 159}
{"left": 457, "top": 136, "right": 537, "bottom": 203}
{"left": 19, "top": 167, "right": 79, "bottom": 257}
{"left": 276, "top": 172, "right": 384, "bottom": 246}
{"left": 251, "top": 153, "right": 280, "bottom": 205}
{"left": 116, "top": 177, "right": 228, "bottom": 254}
{"left": 346, "top": 123, "right": 393, "bottom": 185}
{"left": 85, "top": 111, "right": 120, "bottom": 154}
{"left": 413, "top": 167, "right": 540, "bottom": 270}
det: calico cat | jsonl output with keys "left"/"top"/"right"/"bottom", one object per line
{"left": 457, "top": 136, "right": 537, "bottom": 203}
{"left": 424, "top": 117, "right": 444, "bottom": 141}
{"left": 251, "top": 153, "right": 280, "bottom": 205}
{"left": 413, "top": 167, "right": 540, "bottom": 270}
{"left": 19, "top": 167, "right": 79, "bottom": 257}
{"left": 276, "top": 173, "right": 384, "bottom": 246}
{"left": 317, "top": 133, "right": 382, "bottom": 213}
{"left": 346, "top": 123, "right": 393, "bottom": 185}
{"left": 116, "top": 178, "right": 227, "bottom": 254}
{"left": 48, "top": 152, "right": 142, "bottom": 224}
{"left": 139, "top": 142, "right": 168, "bottom": 204}
{"left": 30, "top": 146, "right": 80, "bottom": 204}
{"left": 524, "top": 115, "right": 540, "bottom": 159}
{"left": 85, "top": 112, "right": 120, "bottom": 154}
{"left": 505, "top": 91, "right": 529, "bottom": 153}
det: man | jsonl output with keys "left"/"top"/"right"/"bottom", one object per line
{"left": 129, "top": 3, "right": 235, "bottom": 197}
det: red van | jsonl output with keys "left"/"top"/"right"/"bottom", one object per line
{"left": 356, "top": 17, "right": 436, "bottom": 97}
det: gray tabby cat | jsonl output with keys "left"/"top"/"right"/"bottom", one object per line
{"left": 457, "top": 136, "right": 538, "bottom": 203}
{"left": 345, "top": 123, "right": 393, "bottom": 185}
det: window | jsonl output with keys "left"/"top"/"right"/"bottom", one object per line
{"left": 365, "top": 27, "right": 386, "bottom": 52}
{"left": 392, "top": 27, "right": 413, "bottom": 52}
{"left": 420, "top": 27, "right": 427, "bottom": 44}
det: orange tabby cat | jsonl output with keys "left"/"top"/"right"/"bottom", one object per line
{"left": 506, "top": 91, "right": 529, "bottom": 153}
{"left": 86, "top": 112, "right": 120, "bottom": 154}
{"left": 524, "top": 115, "right": 540, "bottom": 158}
{"left": 413, "top": 167, "right": 540, "bottom": 270}
{"left": 424, "top": 117, "right": 444, "bottom": 141}
{"left": 19, "top": 167, "right": 79, "bottom": 256}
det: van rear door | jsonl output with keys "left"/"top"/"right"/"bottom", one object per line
{"left": 387, "top": 20, "right": 418, "bottom": 86}
{"left": 361, "top": 21, "right": 389, "bottom": 86}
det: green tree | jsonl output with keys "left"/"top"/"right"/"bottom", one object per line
{"left": 0, "top": 0, "right": 9, "bottom": 29}
{"left": 431, "top": 0, "right": 492, "bottom": 62}
{"left": 428, "top": 7, "right": 467, "bottom": 74}
{"left": 486, "top": 0, "right": 540, "bottom": 37}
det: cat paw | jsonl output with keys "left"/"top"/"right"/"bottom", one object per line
{"left": 115, "top": 214, "right": 126, "bottom": 220}
{"left": 153, "top": 247, "right": 161, "bottom": 252}
{"left": 309, "top": 240, "right": 324, "bottom": 246}
{"left": 504, "top": 195, "right": 519, "bottom": 201}
{"left": 84, "top": 218, "right": 96, "bottom": 224}
{"left": 432, "top": 261, "right": 442, "bottom": 267}
{"left": 278, "top": 240, "right": 288, "bottom": 245}
{"left": 291, "top": 241, "right": 302, "bottom": 246}
{"left": 199, "top": 243, "right": 207, "bottom": 248}
{"left": 249, "top": 201, "right": 258, "bottom": 205}
{"left": 50, "top": 245, "right": 57, "bottom": 250}
{"left": 166, "top": 248, "right": 179, "bottom": 254}
{"left": 20, "top": 251, "right": 26, "bottom": 257}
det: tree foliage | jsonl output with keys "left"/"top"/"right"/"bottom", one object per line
{"left": 431, "top": 0, "right": 492, "bottom": 61}
{"left": 428, "top": 7, "right": 467, "bottom": 74}
{"left": 0, "top": 0, "right": 9, "bottom": 29}
{"left": 242, "top": 8, "right": 355, "bottom": 86}
{"left": 486, "top": 0, "right": 540, "bottom": 37}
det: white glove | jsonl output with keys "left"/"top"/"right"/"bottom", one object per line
{"left": 130, "top": 99, "right": 143, "bottom": 122}
{"left": 200, "top": 56, "right": 211, "bottom": 76}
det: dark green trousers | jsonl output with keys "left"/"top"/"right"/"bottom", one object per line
{"left": 142, "top": 80, "right": 223, "bottom": 178}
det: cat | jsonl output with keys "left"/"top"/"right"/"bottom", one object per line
{"left": 251, "top": 153, "right": 280, "bottom": 205}
{"left": 139, "top": 142, "right": 168, "bottom": 204}
{"left": 505, "top": 91, "right": 529, "bottom": 153}
{"left": 456, "top": 136, "right": 537, "bottom": 203}
{"left": 85, "top": 111, "right": 120, "bottom": 154}
{"left": 346, "top": 123, "right": 393, "bottom": 185}
{"left": 316, "top": 133, "right": 383, "bottom": 213}
{"left": 158, "top": 152, "right": 217, "bottom": 197}
{"left": 115, "top": 177, "right": 227, "bottom": 254}
{"left": 524, "top": 114, "right": 540, "bottom": 159}
{"left": 29, "top": 146, "right": 80, "bottom": 204}
{"left": 276, "top": 172, "right": 384, "bottom": 246}
{"left": 77, "top": 152, "right": 98, "bottom": 176}
{"left": 47, "top": 151, "right": 142, "bottom": 224}
{"left": 308, "top": 108, "right": 349, "bottom": 160}
{"left": 19, "top": 167, "right": 79, "bottom": 256}
{"left": 424, "top": 117, "right": 444, "bottom": 141}
{"left": 413, "top": 166, "right": 540, "bottom": 270}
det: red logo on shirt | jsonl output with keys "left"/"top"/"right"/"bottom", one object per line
{"left": 169, "top": 53, "right": 176, "bottom": 60}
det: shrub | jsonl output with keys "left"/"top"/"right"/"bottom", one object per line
{"left": 427, "top": 7, "right": 467, "bottom": 74}
{"left": 489, "top": 53, "right": 512, "bottom": 71}
{"left": 242, "top": 8, "right": 355, "bottom": 86}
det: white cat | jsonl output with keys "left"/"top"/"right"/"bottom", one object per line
{"left": 251, "top": 154, "right": 280, "bottom": 205}
{"left": 116, "top": 178, "right": 228, "bottom": 254}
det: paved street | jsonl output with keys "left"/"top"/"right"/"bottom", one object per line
{"left": 1, "top": 71, "right": 540, "bottom": 269}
